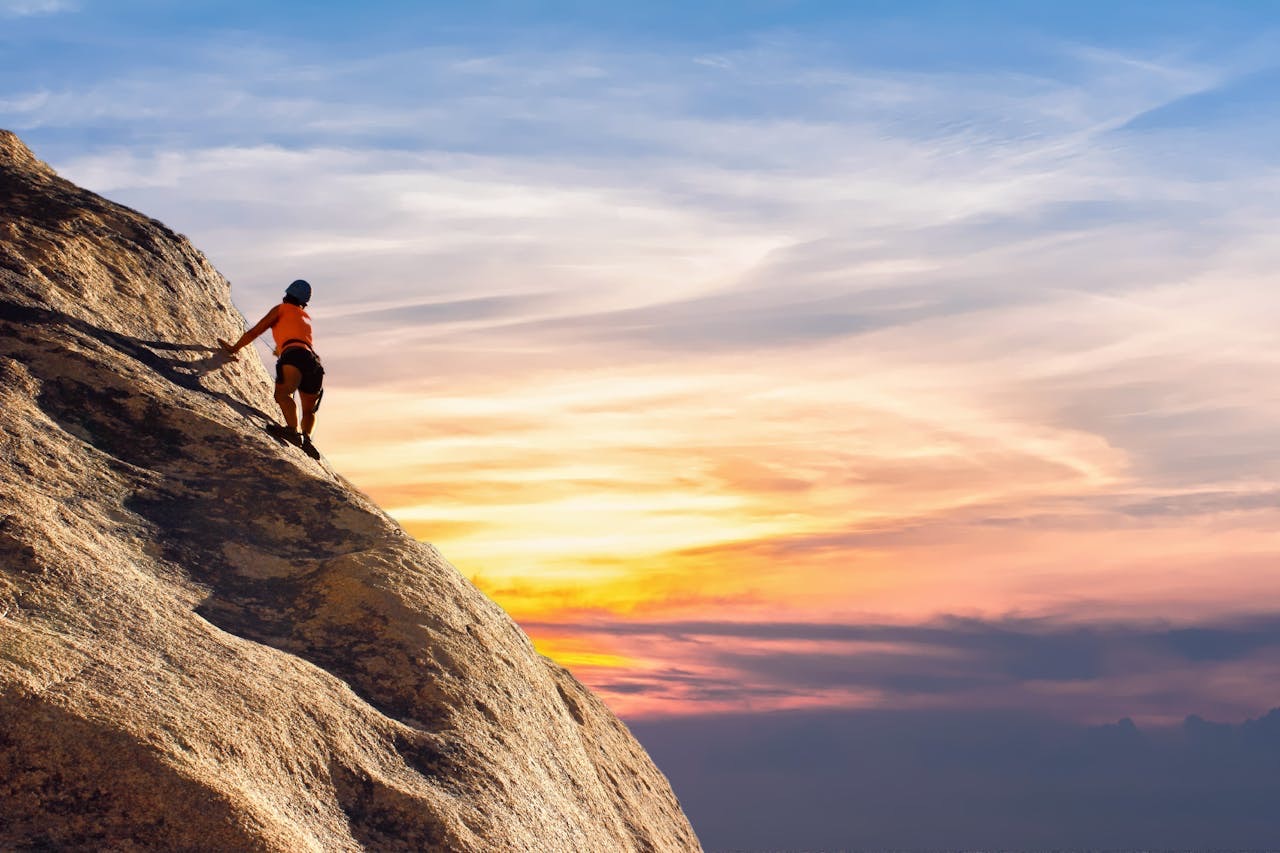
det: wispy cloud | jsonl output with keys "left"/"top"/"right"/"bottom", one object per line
{"left": 0, "top": 0, "right": 74, "bottom": 18}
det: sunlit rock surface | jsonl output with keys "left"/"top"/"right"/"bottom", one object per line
{"left": 0, "top": 129, "right": 700, "bottom": 852}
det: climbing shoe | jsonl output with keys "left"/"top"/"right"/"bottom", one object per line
{"left": 265, "top": 422, "right": 304, "bottom": 446}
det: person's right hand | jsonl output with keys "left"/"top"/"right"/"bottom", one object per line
{"left": 217, "top": 338, "right": 239, "bottom": 361}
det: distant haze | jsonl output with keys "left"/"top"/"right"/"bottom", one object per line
{"left": 633, "top": 706, "right": 1280, "bottom": 849}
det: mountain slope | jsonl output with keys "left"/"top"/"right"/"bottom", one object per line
{"left": 0, "top": 129, "right": 699, "bottom": 852}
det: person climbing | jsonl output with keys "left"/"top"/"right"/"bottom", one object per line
{"left": 218, "top": 279, "right": 324, "bottom": 459}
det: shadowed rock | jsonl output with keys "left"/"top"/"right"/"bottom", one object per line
{"left": 0, "top": 129, "right": 700, "bottom": 852}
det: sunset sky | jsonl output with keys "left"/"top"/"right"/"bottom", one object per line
{"left": 7, "top": 1, "right": 1280, "bottom": 845}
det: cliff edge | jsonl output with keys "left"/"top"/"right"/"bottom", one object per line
{"left": 0, "top": 129, "right": 700, "bottom": 852}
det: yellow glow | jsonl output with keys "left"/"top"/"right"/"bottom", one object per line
{"left": 326, "top": 341, "right": 1137, "bottom": 624}
{"left": 531, "top": 636, "right": 638, "bottom": 671}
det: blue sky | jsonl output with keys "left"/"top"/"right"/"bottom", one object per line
{"left": 7, "top": 1, "right": 1280, "bottom": 847}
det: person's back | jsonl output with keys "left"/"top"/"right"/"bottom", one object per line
{"left": 271, "top": 301, "right": 313, "bottom": 355}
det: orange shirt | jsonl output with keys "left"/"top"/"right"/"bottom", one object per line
{"left": 271, "top": 302, "right": 313, "bottom": 354}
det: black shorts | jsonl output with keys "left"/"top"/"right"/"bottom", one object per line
{"left": 276, "top": 346, "right": 324, "bottom": 395}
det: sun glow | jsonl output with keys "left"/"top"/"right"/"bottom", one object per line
{"left": 323, "top": 339, "right": 1144, "bottom": 626}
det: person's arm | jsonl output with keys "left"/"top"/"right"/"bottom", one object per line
{"left": 218, "top": 305, "right": 280, "bottom": 359}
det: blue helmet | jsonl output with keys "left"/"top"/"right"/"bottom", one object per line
{"left": 285, "top": 279, "right": 312, "bottom": 305}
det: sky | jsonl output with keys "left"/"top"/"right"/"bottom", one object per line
{"left": 6, "top": 0, "right": 1280, "bottom": 846}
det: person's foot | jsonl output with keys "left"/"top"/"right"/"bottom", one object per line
{"left": 266, "top": 422, "right": 304, "bottom": 446}
{"left": 300, "top": 434, "right": 321, "bottom": 460}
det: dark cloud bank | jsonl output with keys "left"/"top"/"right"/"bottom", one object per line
{"left": 535, "top": 613, "right": 1280, "bottom": 720}
{"left": 630, "top": 706, "right": 1280, "bottom": 851}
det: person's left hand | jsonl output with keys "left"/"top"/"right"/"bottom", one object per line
{"left": 217, "top": 338, "right": 239, "bottom": 361}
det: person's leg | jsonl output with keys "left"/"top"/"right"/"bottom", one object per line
{"left": 299, "top": 391, "right": 319, "bottom": 436}
{"left": 275, "top": 365, "right": 302, "bottom": 431}
{"left": 297, "top": 354, "right": 324, "bottom": 437}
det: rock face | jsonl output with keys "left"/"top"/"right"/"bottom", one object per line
{"left": 0, "top": 130, "right": 700, "bottom": 852}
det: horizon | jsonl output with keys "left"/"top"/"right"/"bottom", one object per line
{"left": 6, "top": 0, "right": 1280, "bottom": 847}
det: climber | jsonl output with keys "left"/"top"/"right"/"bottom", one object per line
{"left": 218, "top": 279, "right": 324, "bottom": 459}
